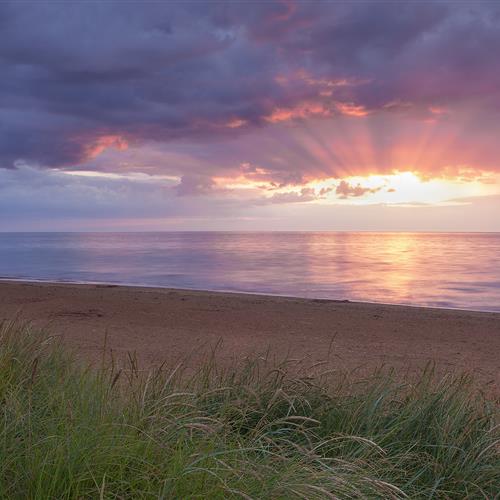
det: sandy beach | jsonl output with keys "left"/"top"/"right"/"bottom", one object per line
{"left": 1, "top": 280, "right": 499, "bottom": 390}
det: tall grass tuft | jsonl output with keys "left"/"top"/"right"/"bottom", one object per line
{"left": 0, "top": 320, "right": 498, "bottom": 498}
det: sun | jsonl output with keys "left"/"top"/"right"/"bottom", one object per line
{"left": 307, "top": 171, "right": 499, "bottom": 206}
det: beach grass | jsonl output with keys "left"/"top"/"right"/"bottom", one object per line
{"left": 0, "top": 321, "right": 498, "bottom": 499}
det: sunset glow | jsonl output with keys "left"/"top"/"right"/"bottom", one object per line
{"left": 0, "top": 1, "right": 499, "bottom": 231}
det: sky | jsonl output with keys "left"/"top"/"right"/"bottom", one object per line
{"left": 1, "top": 0, "right": 499, "bottom": 232}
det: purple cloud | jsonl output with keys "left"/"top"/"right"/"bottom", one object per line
{"left": 336, "top": 180, "right": 382, "bottom": 199}
{"left": 1, "top": 0, "right": 500, "bottom": 188}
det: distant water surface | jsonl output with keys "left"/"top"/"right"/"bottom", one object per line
{"left": 1, "top": 232, "right": 499, "bottom": 312}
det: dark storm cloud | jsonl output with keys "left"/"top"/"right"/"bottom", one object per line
{"left": 0, "top": 0, "right": 297, "bottom": 167}
{"left": 1, "top": 0, "right": 500, "bottom": 174}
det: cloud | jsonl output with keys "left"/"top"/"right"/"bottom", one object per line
{"left": 0, "top": 164, "right": 174, "bottom": 218}
{"left": 1, "top": 0, "right": 500, "bottom": 185}
{"left": 335, "top": 180, "right": 382, "bottom": 198}
{"left": 174, "top": 174, "right": 218, "bottom": 197}
{"left": 1, "top": 164, "right": 499, "bottom": 232}
{"left": 265, "top": 186, "right": 333, "bottom": 204}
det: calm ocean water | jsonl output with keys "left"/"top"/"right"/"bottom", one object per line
{"left": 1, "top": 232, "right": 499, "bottom": 312}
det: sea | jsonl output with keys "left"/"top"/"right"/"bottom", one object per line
{"left": 0, "top": 232, "right": 499, "bottom": 312}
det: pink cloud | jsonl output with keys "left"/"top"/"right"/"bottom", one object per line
{"left": 84, "top": 135, "right": 129, "bottom": 160}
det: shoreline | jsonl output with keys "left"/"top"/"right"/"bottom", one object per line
{"left": 1, "top": 277, "right": 498, "bottom": 315}
{"left": 1, "top": 280, "right": 499, "bottom": 393}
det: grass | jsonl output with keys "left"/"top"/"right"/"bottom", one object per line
{"left": 0, "top": 321, "right": 498, "bottom": 499}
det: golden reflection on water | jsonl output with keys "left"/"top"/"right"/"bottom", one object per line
{"left": 366, "top": 233, "right": 419, "bottom": 303}
{"left": 304, "top": 232, "right": 421, "bottom": 304}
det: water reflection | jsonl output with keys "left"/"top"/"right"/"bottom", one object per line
{"left": 0, "top": 232, "right": 499, "bottom": 312}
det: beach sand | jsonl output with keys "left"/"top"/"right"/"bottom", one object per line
{"left": 1, "top": 281, "right": 499, "bottom": 391}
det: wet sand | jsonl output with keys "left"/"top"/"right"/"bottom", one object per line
{"left": 1, "top": 281, "right": 499, "bottom": 391}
